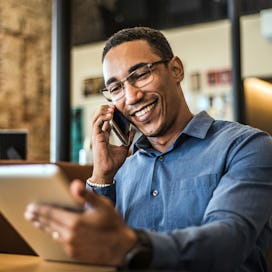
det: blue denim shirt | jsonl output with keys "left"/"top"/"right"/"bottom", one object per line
{"left": 87, "top": 111, "right": 272, "bottom": 272}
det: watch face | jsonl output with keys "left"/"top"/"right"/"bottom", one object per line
{"left": 125, "top": 246, "right": 153, "bottom": 270}
{"left": 124, "top": 230, "right": 153, "bottom": 269}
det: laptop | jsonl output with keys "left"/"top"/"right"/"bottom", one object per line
{"left": 0, "top": 164, "right": 83, "bottom": 263}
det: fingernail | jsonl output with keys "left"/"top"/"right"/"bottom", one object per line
{"left": 27, "top": 203, "right": 39, "bottom": 212}
{"left": 24, "top": 211, "right": 33, "bottom": 220}
{"left": 33, "top": 221, "right": 41, "bottom": 228}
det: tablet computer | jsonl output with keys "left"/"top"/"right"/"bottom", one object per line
{"left": 0, "top": 164, "right": 84, "bottom": 263}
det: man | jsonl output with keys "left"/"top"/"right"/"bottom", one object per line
{"left": 25, "top": 27, "right": 272, "bottom": 271}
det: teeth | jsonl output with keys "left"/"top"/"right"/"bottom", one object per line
{"left": 135, "top": 103, "right": 155, "bottom": 117}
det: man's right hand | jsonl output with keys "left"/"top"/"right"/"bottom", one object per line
{"left": 25, "top": 180, "right": 138, "bottom": 266}
{"left": 90, "top": 104, "right": 135, "bottom": 184}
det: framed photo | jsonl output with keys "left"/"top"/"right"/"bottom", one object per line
{"left": 220, "top": 69, "right": 231, "bottom": 84}
{"left": 82, "top": 76, "right": 104, "bottom": 97}
{"left": 207, "top": 71, "right": 217, "bottom": 86}
{"left": 190, "top": 72, "right": 201, "bottom": 92}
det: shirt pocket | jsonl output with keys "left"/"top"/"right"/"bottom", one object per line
{"left": 166, "top": 173, "right": 218, "bottom": 229}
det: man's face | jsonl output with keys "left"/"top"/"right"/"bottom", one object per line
{"left": 103, "top": 40, "right": 184, "bottom": 138}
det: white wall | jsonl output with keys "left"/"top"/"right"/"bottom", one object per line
{"left": 242, "top": 15, "right": 272, "bottom": 76}
{"left": 71, "top": 14, "right": 272, "bottom": 138}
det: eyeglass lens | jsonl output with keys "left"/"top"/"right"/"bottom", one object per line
{"left": 105, "top": 65, "right": 153, "bottom": 102}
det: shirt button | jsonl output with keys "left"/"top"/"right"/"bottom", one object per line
{"left": 152, "top": 190, "right": 159, "bottom": 197}
{"left": 158, "top": 155, "right": 164, "bottom": 161}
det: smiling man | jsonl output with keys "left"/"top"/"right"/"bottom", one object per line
{"left": 25, "top": 27, "right": 272, "bottom": 271}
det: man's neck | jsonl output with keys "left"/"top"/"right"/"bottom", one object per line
{"left": 148, "top": 112, "right": 194, "bottom": 153}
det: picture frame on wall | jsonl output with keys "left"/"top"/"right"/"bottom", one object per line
{"left": 190, "top": 72, "right": 201, "bottom": 92}
{"left": 82, "top": 76, "right": 104, "bottom": 97}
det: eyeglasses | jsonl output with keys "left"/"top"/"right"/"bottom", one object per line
{"left": 100, "top": 59, "right": 170, "bottom": 103}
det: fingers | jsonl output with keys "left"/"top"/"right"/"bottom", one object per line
{"left": 92, "top": 104, "right": 114, "bottom": 124}
{"left": 24, "top": 193, "right": 113, "bottom": 246}
{"left": 69, "top": 180, "right": 109, "bottom": 209}
{"left": 92, "top": 105, "right": 114, "bottom": 136}
{"left": 24, "top": 188, "right": 111, "bottom": 229}
{"left": 24, "top": 204, "right": 77, "bottom": 243}
{"left": 70, "top": 179, "right": 86, "bottom": 204}
{"left": 69, "top": 179, "right": 110, "bottom": 209}
{"left": 78, "top": 187, "right": 112, "bottom": 210}
{"left": 24, "top": 203, "right": 80, "bottom": 233}
{"left": 128, "top": 128, "right": 136, "bottom": 147}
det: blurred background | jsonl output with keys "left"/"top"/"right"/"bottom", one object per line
{"left": 0, "top": 0, "right": 271, "bottom": 162}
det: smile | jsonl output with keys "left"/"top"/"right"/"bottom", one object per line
{"left": 135, "top": 102, "right": 156, "bottom": 117}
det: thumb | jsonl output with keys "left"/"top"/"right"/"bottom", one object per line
{"left": 70, "top": 180, "right": 112, "bottom": 209}
{"left": 70, "top": 179, "right": 86, "bottom": 204}
{"left": 78, "top": 185, "right": 110, "bottom": 209}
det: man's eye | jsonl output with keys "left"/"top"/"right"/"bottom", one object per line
{"left": 132, "top": 70, "right": 150, "bottom": 81}
{"left": 109, "top": 84, "right": 122, "bottom": 94}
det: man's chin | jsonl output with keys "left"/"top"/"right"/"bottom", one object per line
{"left": 141, "top": 128, "right": 163, "bottom": 138}
{"left": 136, "top": 119, "right": 166, "bottom": 137}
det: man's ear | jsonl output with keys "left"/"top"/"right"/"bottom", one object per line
{"left": 169, "top": 56, "right": 184, "bottom": 82}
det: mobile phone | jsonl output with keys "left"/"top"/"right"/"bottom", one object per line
{"left": 110, "top": 108, "right": 131, "bottom": 146}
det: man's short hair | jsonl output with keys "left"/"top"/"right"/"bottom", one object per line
{"left": 102, "top": 27, "right": 174, "bottom": 62}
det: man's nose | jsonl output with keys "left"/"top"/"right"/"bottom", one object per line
{"left": 123, "top": 81, "right": 144, "bottom": 105}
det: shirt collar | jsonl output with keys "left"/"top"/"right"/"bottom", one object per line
{"left": 133, "top": 111, "right": 214, "bottom": 154}
{"left": 182, "top": 111, "right": 214, "bottom": 139}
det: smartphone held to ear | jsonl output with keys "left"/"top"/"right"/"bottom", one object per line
{"left": 110, "top": 108, "right": 131, "bottom": 146}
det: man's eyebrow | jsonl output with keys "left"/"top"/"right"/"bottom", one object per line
{"left": 105, "top": 62, "right": 148, "bottom": 86}
{"left": 128, "top": 62, "right": 147, "bottom": 73}
{"left": 105, "top": 77, "right": 117, "bottom": 86}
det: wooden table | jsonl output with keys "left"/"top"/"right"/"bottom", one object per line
{"left": 0, "top": 254, "right": 115, "bottom": 272}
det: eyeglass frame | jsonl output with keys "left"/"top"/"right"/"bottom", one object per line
{"left": 100, "top": 59, "right": 170, "bottom": 102}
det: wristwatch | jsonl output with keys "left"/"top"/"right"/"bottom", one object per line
{"left": 121, "top": 229, "right": 153, "bottom": 270}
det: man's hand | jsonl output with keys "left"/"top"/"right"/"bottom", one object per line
{"left": 24, "top": 180, "right": 137, "bottom": 266}
{"left": 91, "top": 104, "right": 135, "bottom": 184}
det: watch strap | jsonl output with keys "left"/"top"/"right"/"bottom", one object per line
{"left": 120, "top": 229, "right": 153, "bottom": 270}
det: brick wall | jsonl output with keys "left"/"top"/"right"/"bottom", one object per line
{"left": 0, "top": 0, "right": 52, "bottom": 160}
